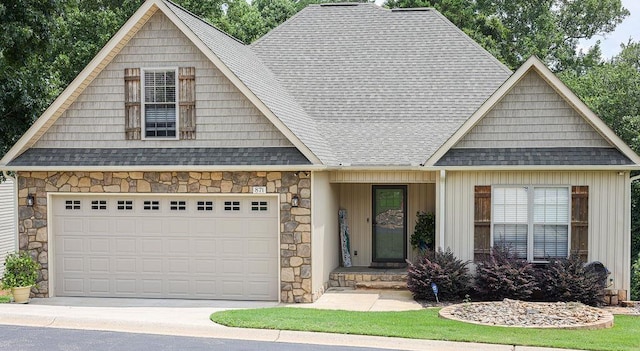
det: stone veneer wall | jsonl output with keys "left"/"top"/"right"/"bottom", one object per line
{"left": 16, "top": 171, "right": 312, "bottom": 303}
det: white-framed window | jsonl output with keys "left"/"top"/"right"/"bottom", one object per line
{"left": 142, "top": 69, "right": 178, "bottom": 139}
{"left": 492, "top": 186, "right": 570, "bottom": 262}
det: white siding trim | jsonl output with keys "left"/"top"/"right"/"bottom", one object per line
{"left": 0, "top": 177, "right": 17, "bottom": 278}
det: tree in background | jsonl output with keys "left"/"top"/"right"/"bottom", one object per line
{"left": 384, "top": 0, "right": 629, "bottom": 71}
{"left": 560, "top": 42, "right": 640, "bottom": 271}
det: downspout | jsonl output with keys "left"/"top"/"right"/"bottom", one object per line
{"left": 439, "top": 170, "right": 446, "bottom": 250}
{"left": 2, "top": 171, "right": 18, "bottom": 251}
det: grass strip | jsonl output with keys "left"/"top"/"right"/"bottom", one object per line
{"left": 211, "top": 308, "right": 640, "bottom": 351}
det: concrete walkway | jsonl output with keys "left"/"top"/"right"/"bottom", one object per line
{"left": 0, "top": 288, "right": 584, "bottom": 351}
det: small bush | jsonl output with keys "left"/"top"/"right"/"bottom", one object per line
{"left": 631, "top": 253, "right": 640, "bottom": 300}
{"left": 474, "top": 246, "right": 538, "bottom": 301}
{"left": 537, "top": 254, "right": 607, "bottom": 306}
{"left": 407, "top": 248, "right": 471, "bottom": 301}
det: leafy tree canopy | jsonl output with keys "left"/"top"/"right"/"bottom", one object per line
{"left": 384, "top": 0, "right": 629, "bottom": 71}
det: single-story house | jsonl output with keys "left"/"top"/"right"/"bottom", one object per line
{"left": 1, "top": 0, "right": 638, "bottom": 303}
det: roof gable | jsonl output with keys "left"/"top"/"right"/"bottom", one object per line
{"left": 1, "top": 0, "right": 331, "bottom": 167}
{"left": 426, "top": 56, "right": 640, "bottom": 167}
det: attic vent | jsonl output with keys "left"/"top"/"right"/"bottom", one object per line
{"left": 391, "top": 8, "right": 432, "bottom": 12}
{"left": 320, "top": 3, "right": 360, "bottom": 6}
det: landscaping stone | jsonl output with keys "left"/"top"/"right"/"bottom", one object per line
{"left": 440, "top": 299, "right": 614, "bottom": 329}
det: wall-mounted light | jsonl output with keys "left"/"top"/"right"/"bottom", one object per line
{"left": 27, "top": 194, "right": 35, "bottom": 207}
{"left": 291, "top": 195, "right": 300, "bottom": 208}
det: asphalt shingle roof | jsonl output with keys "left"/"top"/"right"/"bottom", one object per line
{"left": 8, "top": 148, "right": 310, "bottom": 167}
{"left": 435, "top": 148, "right": 633, "bottom": 166}
{"left": 251, "top": 4, "right": 512, "bottom": 166}
{"left": 163, "top": 0, "right": 336, "bottom": 165}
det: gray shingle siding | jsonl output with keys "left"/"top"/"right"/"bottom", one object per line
{"left": 434, "top": 148, "right": 633, "bottom": 166}
{"left": 8, "top": 148, "right": 311, "bottom": 167}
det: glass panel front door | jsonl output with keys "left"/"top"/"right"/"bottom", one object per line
{"left": 372, "top": 186, "right": 407, "bottom": 262}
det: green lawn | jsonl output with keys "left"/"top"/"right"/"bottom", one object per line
{"left": 211, "top": 308, "right": 640, "bottom": 351}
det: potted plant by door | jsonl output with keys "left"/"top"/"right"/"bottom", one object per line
{"left": 410, "top": 211, "right": 436, "bottom": 253}
{"left": 1, "top": 251, "right": 40, "bottom": 303}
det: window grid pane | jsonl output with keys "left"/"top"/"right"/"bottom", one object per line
{"left": 144, "top": 70, "right": 176, "bottom": 138}
{"left": 533, "top": 224, "right": 568, "bottom": 260}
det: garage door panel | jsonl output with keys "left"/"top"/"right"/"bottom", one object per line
{"left": 141, "top": 258, "right": 163, "bottom": 273}
{"left": 89, "top": 238, "right": 110, "bottom": 254}
{"left": 167, "top": 258, "right": 189, "bottom": 273}
{"left": 54, "top": 196, "right": 278, "bottom": 300}
{"left": 115, "top": 238, "right": 136, "bottom": 253}
{"left": 60, "top": 237, "right": 84, "bottom": 253}
{"left": 89, "top": 257, "right": 109, "bottom": 272}
{"left": 194, "top": 259, "right": 216, "bottom": 273}
{"left": 115, "top": 258, "right": 136, "bottom": 273}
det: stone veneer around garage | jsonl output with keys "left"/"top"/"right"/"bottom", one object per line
{"left": 16, "top": 170, "right": 312, "bottom": 303}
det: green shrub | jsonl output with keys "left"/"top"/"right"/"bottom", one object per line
{"left": 1, "top": 251, "right": 40, "bottom": 289}
{"left": 632, "top": 253, "right": 640, "bottom": 300}
{"left": 537, "top": 254, "right": 606, "bottom": 306}
{"left": 406, "top": 248, "right": 471, "bottom": 301}
{"left": 474, "top": 246, "right": 538, "bottom": 301}
{"left": 410, "top": 211, "right": 435, "bottom": 252}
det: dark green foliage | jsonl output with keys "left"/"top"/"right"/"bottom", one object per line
{"left": 536, "top": 254, "right": 607, "bottom": 306}
{"left": 632, "top": 253, "right": 640, "bottom": 300}
{"left": 474, "top": 246, "right": 539, "bottom": 300}
{"left": 410, "top": 211, "right": 435, "bottom": 251}
{"left": 406, "top": 249, "right": 471, "bottom": 301}
{"left": 1, "top": 251, "right": 41, "bottom": 289}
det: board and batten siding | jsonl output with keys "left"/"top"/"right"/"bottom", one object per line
{"left": 443, "top": 171, "right": 630, "bottom": 293}
{"left": 455, "top": 70, "right": 611, "bottom": 148}
{"left": 0, "top": 178, "right": 16, "bottom": 278}
{"left": 33, "top": 11, "right": 292, "bottom": 149}
{"left": 339, "top": 183, "right": 435, "bottom": 266}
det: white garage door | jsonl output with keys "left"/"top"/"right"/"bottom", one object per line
{"left": 52, "top": 195, "right": 279, "bottom": 300}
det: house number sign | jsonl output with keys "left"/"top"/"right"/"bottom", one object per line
{"left": 252, "top": 186, "right": 267, "bottom": 194}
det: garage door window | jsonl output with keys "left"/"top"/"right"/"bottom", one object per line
{"left": 117, "top": 200, "right": 133, "bottom": 210}
{"left": 197, "top": 201, "right": 213, "bottom": 211}
{"left": 65, "top": 200, "right": 81, "bottom": 210}
{"left": 224, "top": 201, "right": 240, "bottom": 211}
{"left": 170, "top": 200, "right": 186, "bottom": 211}
{"left": 91, "top": 200, "right": 107, "bottom": 210}
{"left": 251, "top": 201, "right": 268, "bottom": 211}
{"left": 143, "top": 200, "right": 160, "bottom": 210}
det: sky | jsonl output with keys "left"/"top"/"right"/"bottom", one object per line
{"left": 579, "top": 0, "right": 639, "bottom": 58}
{"left": 374, "top": 0, "right": 639, "bottom": 59}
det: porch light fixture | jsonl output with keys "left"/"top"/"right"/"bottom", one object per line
{"left": 27, "top": 194, "right": 35, "bottom": 207}
{"left": 291, "top": 195, "right": 300, "bottom": 208}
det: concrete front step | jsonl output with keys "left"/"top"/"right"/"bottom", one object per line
{"left": 328, "top": 269, "right": 407, "bottom": 289}
{"left": 355, "top": 281, "right": 408, "bottom": 290}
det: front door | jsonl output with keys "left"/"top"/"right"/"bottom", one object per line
{"left": 372, "top": 185, "right": 407, "bottom": 263}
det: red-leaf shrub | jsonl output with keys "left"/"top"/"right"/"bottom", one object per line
{"left": 474, "top": 246, "right": 539, "bottom": 301}
{"left": 537, "top": 254, "right": 607, "bottom": 306}
{"left": 406, "top": 248, "right": 471, "bottom": 301}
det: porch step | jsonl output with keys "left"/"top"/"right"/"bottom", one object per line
{"left": 621, "top": 301, "right": 640, "bottom": 307}
{"left": 355, "top": 281, "right": 407, "bottom": 290}
{"left": 329, "top": 268, "right": 408, "bottom": 290}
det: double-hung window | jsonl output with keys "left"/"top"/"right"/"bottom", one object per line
{"left": 143, "top": 69, "right": 177, "bottom": 138}
{"left": 492, "top": 186, "right": 569, "bottom": 261}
